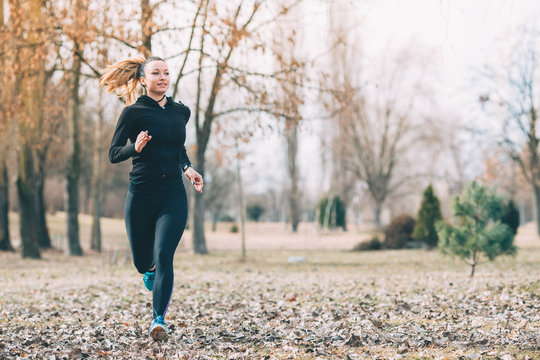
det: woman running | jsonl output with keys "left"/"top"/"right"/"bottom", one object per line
{"left": 100, "top": 55, "right": 203, "bottom": 341}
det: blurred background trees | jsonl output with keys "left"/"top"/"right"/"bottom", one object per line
{"left": 0, "top": 0, "right": 538, "bottom": 258}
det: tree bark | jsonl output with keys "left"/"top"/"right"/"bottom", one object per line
{"left": 140, "top": 0, "right": 152, "bottom": 56}
{"left": 534, "top": 183, "right": 540, "bottom": 237}
{"left": 17, "top": 144, "right": 41, "bottom": 259}
{"left": 36, "top": 173, "right": 51, "bottom": 248}
{"left": 0, "top": 0, "right": 11, "bottom": 252}
{"left": 0, "top": 158, "right": 13, "bottom": 251}
{"left": 211, "top": 207, "right": 221, "bottom": 232}
{"left": 373, "top": 201, "right": 383, "bottom": 229}
{"left": 470, "top": 262, "right": 476, "bottom": 278}
{"left": 192, "top": 148, "right": 208, "bottom": 254}
{"left": 66, "top": 42, "right": 83, "bottom": 256}
{"left": 90, "top": 92, "right": 104, "bottom": 252}
{"left": 236, "top": 142, "right": 247, "bottom": 259}
{"left": 286, "top": 122, "right": 300, "bottom": 232}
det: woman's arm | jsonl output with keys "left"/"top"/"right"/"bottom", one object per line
{"left": 109, "top": 108, "right": 137, "bottom": 163}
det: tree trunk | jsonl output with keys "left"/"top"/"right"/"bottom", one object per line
{"left": 470, "top": 262, "right": 476, "bottom": 278}
{"left": 17, "top": 144, "right": 41, "bottom": 259}
{"left": 0, "top": 157, "right": 13, "bottom": 251}
{"left": 140, "top": 0, "right": 152, "bottom": 57}
{"left": 211, "top": 207, "right": 220, "bottom": 232}
{"left": 236, "top": 143, "right": 247, "bottom": 259}
{"left": 90, "top": 191, "right": 101, "bottom": 252}
{"left": 534, "top": 183, "right": 540, "bottom": 237}
{"left": 36, "top": 174, "right": 51, "bottom": 248}
{"left": 373, "top": 201, "right": 383, "bottom": 229}
{"left": 193, "top": 193, "right": 207, "bottom": 254}
{"left": 0, "top": 0, "right": 11, "bottom": 252}
{"left": 66, "top": 43, "right": 83, "bottom": 256}
{"left": 192, "top": 147, "right": 208, "bottom": 254}
{"left": 90, "top": 92, "right": 104, "bottom": 252}
{"left": 286, "top": 122, "right": 300, "bottom": 232}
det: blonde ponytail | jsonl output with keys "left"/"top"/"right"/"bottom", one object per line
{"left": 100, "top": 56, "right": 145, "bottom": 106}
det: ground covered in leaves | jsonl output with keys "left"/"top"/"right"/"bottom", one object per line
{"left": 1, "top": 246, "right": 539, "bottom": 359}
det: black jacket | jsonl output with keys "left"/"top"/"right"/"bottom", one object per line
{"left": 109, "top": 95, "right": 192, "bottom": 192}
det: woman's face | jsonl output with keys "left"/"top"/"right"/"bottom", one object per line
{"left": 141, "top": 60, "right": 169, "bottom": 95}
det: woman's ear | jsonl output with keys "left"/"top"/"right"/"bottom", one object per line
{"left": 139, "top": 77, "right": 146, "bottom": 87}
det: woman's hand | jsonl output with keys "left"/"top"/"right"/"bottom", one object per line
{"left": 135, "top": 130, "right": 152, "bottom": 153}
{"left": 185, "top": 167, "right": 204, "bottom": 194}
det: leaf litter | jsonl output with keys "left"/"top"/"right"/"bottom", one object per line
{"left": 0, "top": 250, "right": 539, "bottom": 359}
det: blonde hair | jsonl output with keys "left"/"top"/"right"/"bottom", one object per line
{"left": 99, "top": 55, "right": 165, "bottom": 105}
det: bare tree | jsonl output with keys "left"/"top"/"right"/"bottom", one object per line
{"left": 168, "top": 0, "right": 304, "bottom": 253}
{"left": 273, "top": 24, "right": 305, "bottom": 232}
{"left": 0, "top": 0, "right": 13, "bottom": 251}
{"left": 63, "top": 0, "right": 97, "bottom": 256}
{"left": 9, "top": 0, "right": 57, "bottom": 258}
{"left": 481, "top": 29, "right": 540, "bottom": 236}
{"left": 329, "top": 51, "right": 428, "bottom": 227}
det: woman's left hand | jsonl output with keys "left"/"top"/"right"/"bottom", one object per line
{"left": 185, "top": 167, "right": 204, "bottom": 194}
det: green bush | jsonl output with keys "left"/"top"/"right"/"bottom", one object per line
{"left": 413, "top": 184, "right": 443, "bottom": 248}
{"left": 437, "top": 181, "right": 516, "bottom": 277}
{"left": 247, "top": 204, "right": 265, "bottom": 222}
{"left": 318, "top": 196, "right": 346, "bottom": 230}
{"left": 502, "top": 199, "right": 520, "bottom": 235}
{"left": 384, "top": 214, "right": 416, "bottom": 249}
{"left": 352, "top": 235, "right": 382, "bottom": 251}
{"left": 230, "top": 224, "right": 239, "bottom": 233}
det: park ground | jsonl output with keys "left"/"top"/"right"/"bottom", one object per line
{"left": 0, "top": 214, "right": 539, "bottom": 359}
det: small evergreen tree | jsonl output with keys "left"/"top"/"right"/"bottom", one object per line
{"left": 413, "top": 184, "right": 443, "bottom": 248}
{"left": 501, "top": 200, "right": 520, "bottom": 235}
{"left": 318, "top": 195, "right": 346, "bottom": 230}
{"left": 437, "top": 182, "right": 517, "bottom": 277}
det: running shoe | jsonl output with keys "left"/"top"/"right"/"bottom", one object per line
{"left": 143, "top": 271, "right": 155, "bottom": 291}
{"left": 149, "top": 315, "right": 167, "bottom": 341}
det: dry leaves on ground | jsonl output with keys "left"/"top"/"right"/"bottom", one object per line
{"left": 0, "top": 250, "right": 539, "bottom": 359}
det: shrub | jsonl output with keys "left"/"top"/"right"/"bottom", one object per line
{"left": 352, "top": 235, "right": 382, "bottom": 251}
{"left": 230, "top": 224, "right": 239, "bottom": 233}
{"left": 384, "top": 214, "right": 416, "bottom": 249}
{"left": 247, "top": 204, "right": 265, "bottom": 222}
{"left": 318, "top": 196, "right": 346, "bottom": 230}
{"left": 413, "top": 184, "right": 442, "bottom": 248}
{"left": 502, "top": 199, "right": 520, "bottom": 235}
{"left": 437, "top": 182, "right": 516, "bottom": 277}
{"left": 219, "top": 214, "right": 235, "bottom": 222}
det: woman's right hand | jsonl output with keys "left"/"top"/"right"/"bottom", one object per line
{"left": 135, "top": 130, "right": 152, "bottom": 153}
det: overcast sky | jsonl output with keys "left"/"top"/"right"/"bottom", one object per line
{"left": 240, "top": 0, "right": 540, "bottom": 195}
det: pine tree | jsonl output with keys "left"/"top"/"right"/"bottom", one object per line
{"left": 437, "top": 182, "right": 517, "bottom": 277}
{"left": 318, "top": 196, "right": 346, "bottom": 231}
{"left": 413, "top": 184, "right": 442, "bottom": 248}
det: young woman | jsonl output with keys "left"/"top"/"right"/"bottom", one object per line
{"left": 100, "top": 56, "right": 203, "bottom": 341}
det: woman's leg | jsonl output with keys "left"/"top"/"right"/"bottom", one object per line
{"left": 125, "top": 191, "right": 157, "bottom": 274}
{"left": 152, "top": 189, "right": 188, "bottom": 317}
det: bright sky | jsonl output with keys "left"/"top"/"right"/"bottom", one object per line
{"left": 242, "top": 0, "right": 540, "bottom": 195}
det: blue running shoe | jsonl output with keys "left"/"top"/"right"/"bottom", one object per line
{"left": 143, "top": 271, "right": 155, "bottom": 291}
{"left": 149, "top": 315, "right": 167, "bottom": 341}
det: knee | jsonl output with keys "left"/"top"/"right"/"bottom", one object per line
{"left": 155, "top": 249, "right": 173, "bottom": 269}
{"left": 133, "top": 259, "right": 153, "bottom": 274}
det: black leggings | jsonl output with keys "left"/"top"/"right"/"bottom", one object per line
{"left": 124, "top": 188, "right": 188, "bottom": 318}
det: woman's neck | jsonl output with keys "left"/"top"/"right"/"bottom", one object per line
{"left": 147, "top": 92, "right": 167, "bottom": 105}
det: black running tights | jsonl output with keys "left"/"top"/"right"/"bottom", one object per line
{"left": 124, "top": 189, "right": 188, "bottom": 318}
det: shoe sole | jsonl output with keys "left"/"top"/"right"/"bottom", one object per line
{"left": 149, "top": 325, "right": 167, "bottom": 341}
